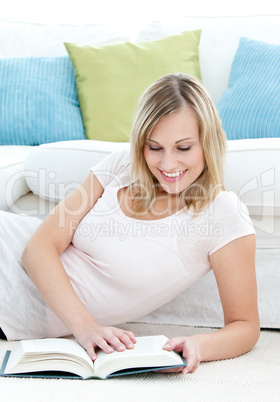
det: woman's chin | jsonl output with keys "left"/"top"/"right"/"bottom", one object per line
{"left": 158, "top": 181, "right": 183, "bottom": 195}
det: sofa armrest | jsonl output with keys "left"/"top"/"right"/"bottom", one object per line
{"left": 24, "top": 140, "right": 130, "bottom": 203}
{"left": 0, "top": 146, "right": 33, "bottom": 210}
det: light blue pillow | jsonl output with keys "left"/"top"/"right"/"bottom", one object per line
{"left": 217, "top": 37, "right": 280, "bottom": 140}
{"left": 0, "top": 56, "right": 86, "bottom": 145}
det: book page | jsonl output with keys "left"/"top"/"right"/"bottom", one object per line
{"left": 5, "top": 338, "right": 94, "bottom": 376}
{"left": 4, "top": 343, "right": 24, "bottom": 373}
{"left": 23, "top": 339, "right": 93, "bottom": 365}
{"left": 94, "top": 335, "right": 183, "bottom": 378}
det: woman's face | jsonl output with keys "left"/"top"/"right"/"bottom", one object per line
{"left": 144, "top": 106, "right": 205, "bottom": 195}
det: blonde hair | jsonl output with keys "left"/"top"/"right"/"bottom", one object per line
{"left": 130, "top": 73, "right": 227, "bottom": 214}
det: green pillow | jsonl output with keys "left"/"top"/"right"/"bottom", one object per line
{"left": 65, "top": 30, "right": 201, "bottom": 142}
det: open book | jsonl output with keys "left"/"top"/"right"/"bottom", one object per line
{"left": 0, "top": 335, "right": 186, "bottom": 380}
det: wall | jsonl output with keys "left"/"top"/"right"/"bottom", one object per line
{"left": 1, "top": 0, "right": 280, "bottom": 26}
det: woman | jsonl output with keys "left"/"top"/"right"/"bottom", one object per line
{"left": 0, "top": 73, "right": 259, "bottom": 373}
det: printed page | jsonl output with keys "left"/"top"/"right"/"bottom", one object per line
{"left": 5, "top": 338, "right": 93, "bottom": 375}
{"left": 94, "top": 335, "right": 182, "bottom": 378}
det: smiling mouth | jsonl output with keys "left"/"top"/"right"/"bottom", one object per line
{"left": 159, "top": 169, "right": 187, "bottom": 182}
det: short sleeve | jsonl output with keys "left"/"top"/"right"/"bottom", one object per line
{"left": 205, "top": 191, "right": 255, "bottom": 256}
{"left": 90, "top": 149, "right": 131, "bottom": 189}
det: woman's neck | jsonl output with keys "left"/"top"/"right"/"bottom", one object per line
{"left": 118, "top": 185, "right": 186, "bottom": 221}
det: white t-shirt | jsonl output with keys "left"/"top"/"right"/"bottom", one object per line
{"left": 0, "top": 150, "right": 255, "bottom": 340}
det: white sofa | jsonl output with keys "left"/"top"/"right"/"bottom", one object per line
{"left": 1, "top": 15, "right": 279, "bottom": 329}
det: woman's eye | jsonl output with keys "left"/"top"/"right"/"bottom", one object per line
{"left": 178, "top": 146, "right": 191, "bottom": 151}
{"left": 148, "top": 146, "right": 162, "bottom": 151}
{"left": 147, "top": 145, "right": 191, "bottom": 151}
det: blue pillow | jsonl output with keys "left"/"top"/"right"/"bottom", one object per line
{"left": 0, "top": 56, "right": 86, "bottom": 145}
{"left": 217, "top": 37, "right": 280, "bottom": 140}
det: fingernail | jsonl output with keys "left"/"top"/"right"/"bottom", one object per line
{"left": 128, "top": 343, "right": 134, "bottom": 348}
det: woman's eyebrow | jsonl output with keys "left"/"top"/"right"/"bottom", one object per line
{"left": 147, "top": 137, "right": 193, "bottom": 144}
{"left": 146, "top": 139, "right": 160, "bottom": 144}
{"left": 175, "top": 138, "right": 193, "bottom": 144}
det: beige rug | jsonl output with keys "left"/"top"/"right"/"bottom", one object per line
{"left": 1, "top": 322, "right": 280, "bottom": 402}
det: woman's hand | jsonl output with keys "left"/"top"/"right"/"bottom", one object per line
{"left": 74, "top": 324, "right": 137, "bottom": 361}
{"left": 162, "top": 337, "right": 201, "bottom": 374}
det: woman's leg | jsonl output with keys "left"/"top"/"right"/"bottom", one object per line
{"left": 0, "top": 211, "right": 43, "bottom": 340}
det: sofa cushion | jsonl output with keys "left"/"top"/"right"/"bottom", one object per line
{"left": 0, "top": 56, "right": 86, "bottom": 146}
{"left": 64, "top": 30, "right": 201, "bottom": 142}
{"left": 217, "top": 38, "right": 280, "bottom": 140}
{"left": 0, "top": 146, "right": 33, "bottom": 210}
{"left": 24, "top": 140, "right": 130, "bottom": 202}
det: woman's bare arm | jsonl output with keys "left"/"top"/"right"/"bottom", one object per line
{"left": 164, "top": 235, "right": 260, "bottom": 373}
{"left": 22, "top": 172, "right": 136, "bottom": 358}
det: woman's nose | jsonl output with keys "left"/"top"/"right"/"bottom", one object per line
{"left": 160, "top": 151, "right": 178, "bottom": 172}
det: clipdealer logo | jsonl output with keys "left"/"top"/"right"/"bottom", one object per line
{"left": 5, "top": 167, "right": 277, "bottom": 236}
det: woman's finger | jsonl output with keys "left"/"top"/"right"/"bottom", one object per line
{"left": 164, "top": 337, "right": 201, "bottom": 374}
{"left": 182, "top": 340, "right": 201, "bottom": 373}
{"left": 117, "top": 331, "right": 136, "bottom": 349}
{"left": 94, "top": 336, "right": 115, "bottom": 353}
{"left": 121, "top": 330, "right": 137, "bottom": 344}
{"left": 85, "top": 344, "right": 97, "bottom": 361}
{"left": 163, "top": 337, "right": 185, "bottom": 352}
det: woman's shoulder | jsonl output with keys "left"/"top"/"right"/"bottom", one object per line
{"left": 200, "top": 191, "right": 255, "bottom": 256}
{"left": 90, "top": 148, "right": 131, "bottom": 188}
{"left": 208, "top": 191, "right": 252, "bottom": 231}
{"left": 211, "top": 190, "right": 246, "bottom": 211}
{"left": 91, "top": 148, "right": 130, "bottom": 172}
{"left": 214, "top": 190, "right": 240, "bottom": 202}
{"left": 203, "top": 190, "right": 252, "bottom": 226}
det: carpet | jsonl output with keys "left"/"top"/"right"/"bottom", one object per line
{"left": 1, "top": 322, "right": 280, "bottom": 402}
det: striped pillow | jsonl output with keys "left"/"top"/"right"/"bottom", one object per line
{"left": 217, "top": 38, "right": 280, "bottom": 140}
{"left": 0, "top": 56, "right": 85, "bottom": 145}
